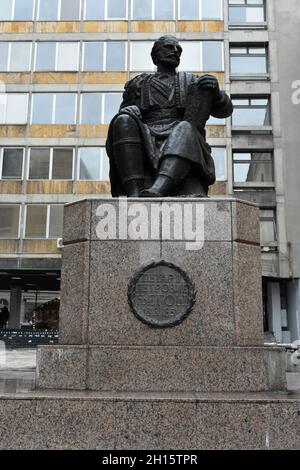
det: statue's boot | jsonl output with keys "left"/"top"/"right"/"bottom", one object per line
{"left": 112, "top": 114, "right": 145, "bottom": 196}
{"left": 112, "top": 138, "right": 144, "bottom": 197}
{"left": 140, "top": 156, "right": 191, "bottom": 197}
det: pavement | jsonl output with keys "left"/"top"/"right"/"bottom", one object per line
{"left": 0, "top": 346, "right": 299, "bottom": 394}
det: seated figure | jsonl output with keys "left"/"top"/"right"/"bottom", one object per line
{"left": 106, "top": 35, "right": 233, "bottom": 197}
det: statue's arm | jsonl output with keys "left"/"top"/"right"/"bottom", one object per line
{"left": 210, "top": 92, "right": 233, "bottom": 119}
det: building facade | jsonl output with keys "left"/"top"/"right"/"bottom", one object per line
{"left": 0, "top": 0, "right": 299, "bottom": 341}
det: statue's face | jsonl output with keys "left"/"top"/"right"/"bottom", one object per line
{"left": 154, "top": 38, "right": 182, "bottom": 69}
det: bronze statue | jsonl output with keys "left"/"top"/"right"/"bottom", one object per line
{"left": 106, "top": 35, "right": 233, "bottom": 197}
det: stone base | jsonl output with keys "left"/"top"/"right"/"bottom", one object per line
{"left": 36, "top": 345, "right": 286, "bottom": 393}
{"left": 0, "top": 391, "right": 299, "bottom": 450}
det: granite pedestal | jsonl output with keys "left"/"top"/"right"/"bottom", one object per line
{"left": 1, "top": 198, "right": 300, "bottom": 449}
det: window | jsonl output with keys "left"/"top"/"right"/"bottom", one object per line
{"left": 0, "top": 94, "right": 28, "bottom": 124}
{"left": 0, "top": 205, "right": 20, "bottom": 238}
{"left": 229, "top": 0, "right": 266, "bottom": 23}
{"left": 0, "top": 42, "right": 32, "bottom": 72}
{"left": 83, "top": 42, "right": 127, "bottom": 71}
{"left": 232, "top": 97, "right": 270, "bottom": 126}
{"left": 130, "top": 41, "right": 224, "bottom": 72}
{"left": 230, "top": 46, "right": 267, "bottom": 75}
{"left": 0, "top": 148, "right": 24, "bottom": 180}
{"left": 78, "top": 148, "right": 110, "bottom": 180}
{"left": 25, "top": 205, "right": 64, "bottom": 238}
{"left": 132, "top": 0, "right": 175, "bottom": 20}
{"left": 38, "top": 0, "right": 81, "bottom": 21}
{"left": 179, "top": 0, "right": 223, "bottom": 20}
{"left": 28, "top": 148, "right": 73, "bottom": 180}
{"left": 84, "top": 0, "right": 127, "bottom": 20}
{"left": 233, "top": 151, "right": 273, "bottom": 184}
{"left": 260, "top": 209, "right": 277, "bottom": 243}
{"left": 211, "top": 147, "right": 226, "bottom": 181}
{"left": 31, "top": 94, "right": 77, "bottom": 124}
{"left": 35, "top": 42, "right": 79, "bottom": 71}
{"left": 80, "top": 93, "right": 122, "bottom": 124}
{"left": 0, "top": 0, "right": 34, "bottom": 21}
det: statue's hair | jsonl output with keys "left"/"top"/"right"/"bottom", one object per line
{"left": 151, "top": 35, "right": 182, "bottom": 66}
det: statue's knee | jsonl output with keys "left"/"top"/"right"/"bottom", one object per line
{"left": 177, "top": 120, "right": 193, "bottom": 132}
{"left": 113, "top": 114, "right": 137, "bottom": 134}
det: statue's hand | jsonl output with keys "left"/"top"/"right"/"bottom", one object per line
{"left": 197, "top": 75, "right": 221, "bottom": 98}
{"left": 121, "top": 105, "right": 142, "bottom": 119}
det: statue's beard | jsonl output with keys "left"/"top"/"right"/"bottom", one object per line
{"left": 158, "top": 56, "right": 180, "bottom": 69}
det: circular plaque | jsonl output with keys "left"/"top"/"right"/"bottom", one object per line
{"left": 128, "top": 260, "right": 196, "bottom": 328}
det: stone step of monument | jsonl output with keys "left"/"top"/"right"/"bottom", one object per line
{"left": 0, "top": 390, "right": 299, "bottom": 449}
{"left": 36, "top": 345, "right": 286, "bottom": 393}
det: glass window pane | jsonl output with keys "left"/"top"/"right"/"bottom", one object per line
{"left": 211, "top": 147, "right": 226, "bottom": 181}
{"left": 132, "top": 0, "right": 151, "bottom": 19}
{"left": 106, "top": 42, "right": 126, "bottom": 71}
{"left": 6, "top": 94, "right": 28, "bottom": 124}
{"left": 0, "top": 43, "right": 9, "bottom": 71}
{"left": 38, "top": 0, "right": 59, "bottom": 20}
{"left": 233, "top": 152, "right": 251, "bottom": 161}
{"left": 155, "top": 0, "right": 174, "bottom": 20}
{"left": 179, "top": 42, "right": 201, "bottom": 72}
{"left": 81, "top": 93, "right": 102, "bottom": 124}
{"left": 202, "top": 42, "right": 223, "bottom": 71}
{"left": 0, "top": 94, "right": 6, "bottom": 124}
{"left": 79, "top": 148, "right": 101, "bottom": 180}
{"left": 52, "top": 148, "right": 73, "bottom": 179}
{"left": 60, "top": 0, "right": 80, "bottom": 20}
{"left": 25, "top": 206, "right": 47, "bottom": 238}
{"left": 130, "top": 42, "right": 153, "bottom": 71}
{"left": 0, "top": 0, "right": 13, "bottom": 21}
{"left": 29, "top": 148, "right": 50, "bottom": 179}
{"left": 10, "top": 42, "right": 31, "bottom": 71}
{"left": 234, "top": 161, "right": 273, "bottom": 183}
{"left": 85, "top": 0, "right": 105, "bottom": 20}
{"left": 32, "top": 94, "right": 53, "bottom": 124}
{"left": 107, "top": 0, "right": 127, "bottom": 19}
{"left": 179, "top": 0, "right": 198, "bottom": 20}
{"left": 14, "top": 0, "right": 34, "bottom": 21}
{"left": 229, "top": 6, "right": 264, "bottom": 22}
{"left": 55, "top": 94, "right": 76, "bottom": 124}
{"left": 260, "top": 220, "right": 276, "bottom": 242}
{"left": 207, "top": 115, "right": 225, "bottom": 125}
{"left": 83, "top": 42, "right": 104, "bottom": 71}
{"left": 104, "top": 93, "right": 122, "bottom": 123}
{"left": 0, "top": 205, "right": 20, "bottom": 238}
{"left": 57, "top": 43, "right": 79, "bottom": 71}
{"left": 49, "top": 206, "right": 64, "bottom": 238}
{"left": 202, "top": 0, "right": 222, "bottom": 20}
{"left": 35, "top": 42, "right": 56, "bottom": 71}
{"left": 231, "top": 56, "right": 267, "bottom": 74}
{"left": 232, "top": 107, "right": 270, "bottom": 126}
{"left": 102, "top": 149, "right": 110, "bottom": 180}
{"left": 2, "top": 149, "right": 23, "bottom": 179}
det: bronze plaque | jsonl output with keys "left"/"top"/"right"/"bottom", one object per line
{"left": 128, "top": 260, "right": 196, "bottom": 328}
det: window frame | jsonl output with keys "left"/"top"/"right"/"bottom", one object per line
{"left": 30, "top": 93, "right": 77, "bottom": 125}
{"left": 79, "top": 92, "right": 122, "bottom": 125}
{"left": 83, "top": 0, "right": 128, "bottom": 21}
{"left": 230, "top": 44, "right": 268, "bottom": 78}
{"left": 27, "top": 147, "right": 74, "bottom": 180}
{"left": 228, "top": 0, "right": 266, "bottom": 25}
{"left": 24, "top": 204, "right": 64, "bottom": 239}
{"left": 231, "top": 96, "right": 271, "bottom": 128}
{"left": 0, "top": 42, "right": 32, "bottom": 72}
{"left": 37, "top": 0, "right": 82, "bottom": 21}
{"left": 0, "top": 93, "right": 29, "bottom": 125}
{"left": 131, "top": 0, "right": 176, "bottom": 21}
{"left": 77, "top": 147, "right": 110, "bottom": 181}
{"left": 232, "top": 150, "right": 274, "bottom": 187}
{"left": 211, "top": 147, "right": 227, "bottom": 182}
{"left": 259, "top": 208, "right": 278, "bottom": 244}
{"left": 34, "top": 41, "right": 80, "bottom": 72}
{"left": 0, "top": 147, "right": 25, "bottom": 180}
{"left": 178, "top": 0, "right": 223, "bottom": 21}
{"left": 82, "top": 41, "right": 128, "bottom": 72}
{"left": 0, "top": 204, "right": 21, "bottom": 239}
{"left": 1, "top": 0, "right": 35, "bottom": 21}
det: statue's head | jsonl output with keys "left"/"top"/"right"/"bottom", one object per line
{"left": 151, "top": 35, "right": 182, "bottom": 69}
